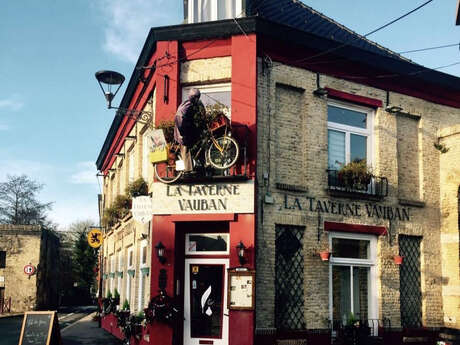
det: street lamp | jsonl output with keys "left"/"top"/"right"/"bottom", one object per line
{"left": 95, "top": 70, "right": 153, "bottom": 124}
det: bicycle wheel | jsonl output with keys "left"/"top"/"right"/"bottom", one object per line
{"left": 206, "top": 136, "right": 239, "bottom": 170}
{"left": 154, "top": 152, "right": 183, "bottom": 183}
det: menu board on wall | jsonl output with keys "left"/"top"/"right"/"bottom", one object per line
{"left": 227, "top": 269, "right": 255, "bottom": 310}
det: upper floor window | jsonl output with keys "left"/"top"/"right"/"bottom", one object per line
{"left": 327, "top": 102, "right": 373, "bottom": 171}
{"left": 128, "top": 148, "right": 135, "bottom": 183}
{"left": 0, "top": 251, "right": 6, "bottom": 268}
{"left": 127, "top": 247, "right": 134, "bottom": 269}
{"left": 182, "top": 83, "right": 231, "bottom": 117}
{"left": 187, "top": 0, "right": 243, "bottom": 23}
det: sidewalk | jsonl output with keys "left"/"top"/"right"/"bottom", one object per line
{"left": 61, "top": 312, "right": 123, "bottom": 345}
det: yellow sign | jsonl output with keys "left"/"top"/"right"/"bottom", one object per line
{"left": 87, "top": 228, "right": 103, "bottom": 248}
{"left": 192, "top": 266, "right": 199, "bottom": 274}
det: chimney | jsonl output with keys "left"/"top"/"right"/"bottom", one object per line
{"left": 184, "top": 0, "right": 248, "bottom": 24}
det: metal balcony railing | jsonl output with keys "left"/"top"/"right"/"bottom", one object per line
{"left": 327, "top": 170, "right": 388, "bottom": 199}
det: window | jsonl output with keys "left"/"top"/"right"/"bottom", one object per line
{"left": 119, "top": 160, "right": 125, "bottom": 196}
{"left": 182, "top": 83, "right": 231, "bottom": 118}
{"left": 327, "top": 102, "right": 373, "bottom": 170}
{"left": 142, "top": 130, "right": 152, "bottom": 181}
{"left": 329, "top": 232, "right": 377, "bottom": 331}
{"left": 128, "top": 247, "right": 134, "bottom": 268}
{"left": 185, "top": 233, "right": 229, "bottom": 255}
{"left": 138, "top": 241, "right": 148, "bottom": 311}
{"left": 188, "top": 0, "right": 243, "bottom": 23}
{"left": 117, "top": 251, "right": 123, "bottom": 294}
{"left": 0, "top": 251, "right": 5, "bottom": 268}
{"left": 128, "top": 149, "right": 135, "bottom": 183}
{"left": 110, "top": 255, "right": 115, "bottom": 293}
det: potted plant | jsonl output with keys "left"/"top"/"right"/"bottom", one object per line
{"left": 114, "top": 194, "right": 132, "bottom": 216}
{"left": 102, "top": 206, "right": 119, "bottom": 228}
{"left": 113, "top": 289, "right": 120, "bottom": 306}
{"left": 319, "top": 250, "right": 331, "bottom": 261}
{"left": 394, "top": 255, "right": 404, "bottom": 265}
{"left": 126, "top": 177, "right": 149, "bottom": 198}
{"left": 337, "top": 159, "right": 373, "bottom": 191}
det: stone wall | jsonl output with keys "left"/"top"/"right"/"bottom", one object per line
{"left": 256, "top": 59, "right": 460, "bottom": 330}
{"left": 0, "top": 225, "right": 41, "bottom": 312}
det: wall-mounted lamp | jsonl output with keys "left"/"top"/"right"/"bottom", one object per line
{"left": 95, "top": 70, "right": 152, "bottom": 124}
{"left": 313, "top": 73, "right": 328, "bottom": 98}
{"left": 236, "top": 241, "right": 247, "bottom": 266}
{"left": 155, "top": 241, "right": 166, "bottom": 264}
{"left": 385, "top": 105, "right": 403, "bottom": 114}
{"left": 385, "top": 91, "right": 403, "bottom": 114}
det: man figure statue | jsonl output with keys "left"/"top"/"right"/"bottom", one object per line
{"left": 174, "top": 88, "right": 205, "bottom": 173}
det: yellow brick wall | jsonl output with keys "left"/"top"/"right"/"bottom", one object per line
{"left": 0, "top": 225, "right": 41, "bottom": 312}
{"left": 256, "top": 59, "right": 460, "bottom": 329}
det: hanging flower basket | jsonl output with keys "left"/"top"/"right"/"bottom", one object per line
{"left": 394, "top": 255, "right": 404, "bottom": 265}
{"left": 319, "top": 251, "right": 330, "bottom": 261}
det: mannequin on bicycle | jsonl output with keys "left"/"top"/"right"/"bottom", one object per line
{"left": 174, "top": 88, "right": 206, "bottom": 173}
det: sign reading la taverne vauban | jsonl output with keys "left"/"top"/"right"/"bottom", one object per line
{"left": 283, "top": 194, "right": 411, "bottom": 221}
{"left": 151, "top": 181, "right": 254, "bottom": 215}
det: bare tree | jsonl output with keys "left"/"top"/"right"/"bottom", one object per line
{"left": 0, "top": 174, "right": 53, "bottom": 226}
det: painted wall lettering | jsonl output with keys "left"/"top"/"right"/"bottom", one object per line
{"left": 282, "top": 195, "right": 410, "bottom": 221}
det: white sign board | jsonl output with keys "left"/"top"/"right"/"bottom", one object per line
{"left": 132, "top": 196, "right": 152, "bottom": 224}
{"left": 151, "top": 181, "right": 254, "bottom": 215}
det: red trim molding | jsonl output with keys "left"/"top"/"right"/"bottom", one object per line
{"left": 325, "top": 88, "right": 383, "bottom": 108}
{"left": 161, "top": 213, "right": 237, "bottom": 222}
{"left": 324, "top": 221, "right": 387, "bottom": 236}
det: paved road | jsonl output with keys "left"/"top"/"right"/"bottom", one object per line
{"left": 0, "top": 306, "right": 98, "bottom": 345}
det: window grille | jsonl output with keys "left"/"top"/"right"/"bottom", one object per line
{"left": 399, "top": 235, "right": 422, "bottom": 328}
{"left": 275, "top": 225, "right": 305, "bottom": 330}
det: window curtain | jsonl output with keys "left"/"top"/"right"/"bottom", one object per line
{"left": 328, "top": 129, "right": 345, "bottom": 169}
{"left": 194, "top": 0, "right": 211, "bottom": 22}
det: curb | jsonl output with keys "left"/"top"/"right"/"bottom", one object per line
{"left": 0, "top": 313, "right": 23, "bottom": 319}
{"left": 61, "top": 311, "right": 97, "bottom": 333}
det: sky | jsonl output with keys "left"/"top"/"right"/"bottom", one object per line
{"left": 0, "top": 0, "right": 458, "bottom": 230}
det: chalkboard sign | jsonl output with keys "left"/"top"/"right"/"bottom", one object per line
{"left": 18, "top": 311, "right": 61, "bottom": 345}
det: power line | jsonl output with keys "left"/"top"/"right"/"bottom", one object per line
{"left": 280, "top": 0, "right": 436, "bottom": 66}
{"left": 399, "top": 43, "right": 460, "bottom": 54}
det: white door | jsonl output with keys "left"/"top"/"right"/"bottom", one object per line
{"left": 184, "top": 258, "right": 229, "bottom": 345}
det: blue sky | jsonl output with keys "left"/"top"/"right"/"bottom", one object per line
{"left": 0, "top": 0, "right": 458, "bottom": 229}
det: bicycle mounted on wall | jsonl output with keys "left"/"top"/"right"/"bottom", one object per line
{"left": 154, "top": 113, "right": 242, "bottom": 184}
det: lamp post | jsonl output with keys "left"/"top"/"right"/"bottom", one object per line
{"left": 95, "top": 70, "right": 153, "bottom": 124}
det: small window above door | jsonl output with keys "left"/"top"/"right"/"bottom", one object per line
{"left": 186, "top": 233, "right": 229, "bottom": 255}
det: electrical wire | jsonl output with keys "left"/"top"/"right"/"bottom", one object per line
{"left": 274, "top": 0, "right": 436, "bottom": 66}
{"left": 399, "top": 43, "right": 460, "bottom": 54}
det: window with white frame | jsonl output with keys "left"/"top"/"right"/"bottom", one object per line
{"left": 327, "top": 102, "right": 373, "bottom": 171}
{"left": 329, "top": 232, "right": 377, "bottom": 330}
{"left": 142, "top": 130, "right": 152, "bottom": 181}
{"left": 188, "top": 0, "right": 243, "bottom": 23}
{"left": 110, "top": 255, "right": 115, "bottom": 293}
{"left": 138, "top": 241, "right": 148, "bottom": 311}
{"left": 117, "top": 250, "right": 123, "bottom": 295}
{"left": 119, "top": 160, "right": 125, "bottom": 196}
{"left": 182, "top": 83, "right": 231, "bottom": 118}
{"left": 128, "top": 148, "right": 135, "bottom": 183}
{"left": 126, "top": 246, "right": 134, "bottom": 308}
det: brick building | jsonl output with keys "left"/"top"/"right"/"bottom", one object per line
{"left": 96, "top": 1, "right": 460, "bottom": 344}
{"left": 0, "top": 224, "right": 60, "bottom": 313}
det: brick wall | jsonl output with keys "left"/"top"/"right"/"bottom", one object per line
{"left": 256, "top": 59, "right": 460, "bottom": 330}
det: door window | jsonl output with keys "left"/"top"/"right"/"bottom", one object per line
{"left": 329, "top": 232, "right": 377, "bottom": 328}
{"left": 186, "top": 233, "right": 229, "bottom": 255}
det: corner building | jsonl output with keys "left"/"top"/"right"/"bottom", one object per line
{"left": 96, "top": 1, "right": 460, "bottom": 344}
